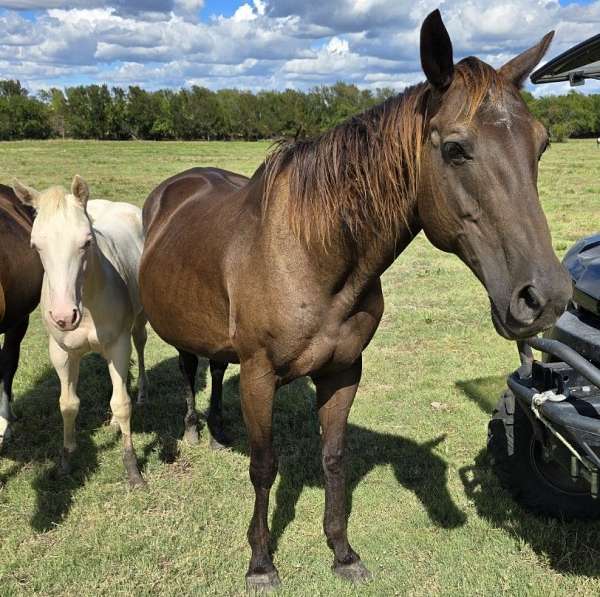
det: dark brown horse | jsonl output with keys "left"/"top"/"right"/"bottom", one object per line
{"left": 0, "top": 184, "right": 43, "bottom": 448}
{"left": 139, "top": 10, "right": 571, "bottom": 590}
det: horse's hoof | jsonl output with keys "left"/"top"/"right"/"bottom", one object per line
{"left": 0, "top": 427, "right": 11, "bottom": 452}
{"left": 0, "top": 416, "right": 11, "bottom": 451}
{"left": 183, "top": 426, "right": 199, "bottom": 445}
{"left": 333, "top": 559, "right": 371, "bottom": 583}
{"left": 123, "top": 450, "right": 145, "bottom": 489}
{"left": 60, "top": 450, "right": 73, "bottom": 475}
{"left": 245, "top": 569, "right": 281, "bottom": 593}
{"left": 210, "top": 434, "right": 231, "bottom": 451}
{"left": 128, "top": 474, "right": 147, "bottom": 490}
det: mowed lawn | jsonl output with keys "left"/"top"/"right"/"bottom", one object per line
{"left": 0, "top": 139, "right": 599, "bottom": 596}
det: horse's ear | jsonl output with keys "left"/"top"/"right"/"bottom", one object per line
{"left": 420, "top": 9, "right": 454, "bottom": 92}
{"left": 498, "top": 31, "right": 554, "bottom": 88}
{"left": 12, "top": 179, "right": 40, "bottom": 209}
{"left": 71, "top": 175, "right": 89, "bottom": 207}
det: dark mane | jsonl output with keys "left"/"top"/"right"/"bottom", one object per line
{"left": 263, "top": 58, "right": 509, "bottom": 247}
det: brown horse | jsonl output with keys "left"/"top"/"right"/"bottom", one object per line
{"left": 139, "top": 10, "right": 571, "bottom": 590}
{"left": 0, "top": 185, "right": 43, "bottom": 448}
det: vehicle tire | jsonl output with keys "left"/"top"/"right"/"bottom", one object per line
{"left": 488, "top": 389, "right": 600, "bottom": 520}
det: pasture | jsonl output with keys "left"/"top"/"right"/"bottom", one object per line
{"left": 0, "top": 138, "right": 599, "bottom": 595}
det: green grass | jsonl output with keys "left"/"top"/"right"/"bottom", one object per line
{"left": 0, "top": 139, "right": 599, "bottom": 595}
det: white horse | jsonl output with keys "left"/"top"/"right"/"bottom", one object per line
{"left": 13, "top": 176, "right": 148, "bottom": 487}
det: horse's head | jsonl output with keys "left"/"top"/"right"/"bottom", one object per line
{"left": 417, "top": 10, "right": 571, "bottom": 340}
{"left": 13, "top": 176, "right": 93, "bottom": 332}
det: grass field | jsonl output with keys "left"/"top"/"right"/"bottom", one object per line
{"left": 0, "top": 139, "right": 599, "bottom": 596}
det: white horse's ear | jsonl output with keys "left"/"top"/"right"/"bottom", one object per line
{"left": 71, "top": 175, "right": 89, "bottom": 207}
{"left": 12, "top": 179, "right": 41, "bottom": 209}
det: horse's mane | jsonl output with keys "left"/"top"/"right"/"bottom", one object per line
{"left": 263, "top": 58, "right": 509, "bottom": 248}
{"left": 36, "top": 186, "right": 69, "bottom": 214}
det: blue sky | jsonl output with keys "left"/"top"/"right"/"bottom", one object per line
{"left": 0, "top": 1, "right": 599, "bottom": 94}
{"left": 201, "top": 0, "right": 238, "bottom": 18}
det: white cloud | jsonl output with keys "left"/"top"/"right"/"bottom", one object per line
{"left": 0, "top": 0, "right": 599, "bottom": 93}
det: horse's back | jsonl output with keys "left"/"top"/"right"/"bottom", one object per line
{"left": 0, "top": 185, "right": 42, "bottom": 331}
{"left": 87, "top": 199, "right": 144, "bottom": 315}
{"left": 143, "top": 167, "right": 249, "bottom": 237}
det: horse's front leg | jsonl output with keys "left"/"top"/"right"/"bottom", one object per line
{"left": 105, "top": 333, "right": 145, "bottom": 488}
{"left": 313, "top": 357, "right": 371, "bottom": 582}
{"left": 49, "top": 336, "right": 81, "bottom": 474}
{"left": 240, "top": 354, "right": 280, "bottom": 591}
{"left": 0, "top": 316, "right": 29, "bottom": 448}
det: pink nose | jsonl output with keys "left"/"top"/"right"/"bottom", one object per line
{"left": 49, "top": 308, "right": 81, "bottom": 330}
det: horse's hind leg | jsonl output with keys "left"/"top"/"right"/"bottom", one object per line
{"left": 106, "top": 333, "right": 145, "bottom": 488}
{"left": 240, "top": 356, "right": 280, "bottom": 590}
{"left": 178, "top": 349, "right": 200, "bottom": 444}
{"left": 313, "top": 357, "right": 371, "bottom": 583}
{"left": 207, "top": 360, "right": 230, "bottom": 450}
{"left": 0, "top": 316, "right": 29, "bottom": 448}
{"left": 49, "top": 336, "right": 81, "bottom": 474}
{"left": 132, "top": 314, "right": 149, "bottom": 405}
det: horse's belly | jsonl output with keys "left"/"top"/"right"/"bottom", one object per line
{"left": 141, "top": 268, "right": 235, "bottom": 360}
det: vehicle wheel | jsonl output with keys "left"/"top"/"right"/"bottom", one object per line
{"left": 488, "top": 389, "right": 600, "bottom": 519}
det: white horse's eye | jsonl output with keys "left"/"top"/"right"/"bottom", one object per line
{"left": 82, "top": 239, "right": 92, "bottom": 251}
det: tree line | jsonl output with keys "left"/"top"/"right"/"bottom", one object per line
{"left": 1, "top": 79, "right": 599, "bottom": 142}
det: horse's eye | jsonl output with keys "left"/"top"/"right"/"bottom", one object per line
{"left": 442, "top": 141, "right": 467, "bottom": 164}
{"left": 82, "top": 238, "right": 92, "bottom": 250}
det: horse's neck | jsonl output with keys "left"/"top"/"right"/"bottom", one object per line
{"left": 291, "top": 205, "right": 421, "bottom": 314}
{"left": 349, "top": 210, "right": 421, "bottom": 289}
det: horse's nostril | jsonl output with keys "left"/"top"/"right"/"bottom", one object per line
{"left": 510, "top": 283, "right": 547, "bottom": 327}
{"left": 71, "top": 309, "right": 78, "bottom": 324}
{"left": 520, "top": 285, "right": 543, "bottom": 312}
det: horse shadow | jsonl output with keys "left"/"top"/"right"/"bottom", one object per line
{"left": 2, "top": 354, "right": 119, "bottom": 532}
{"left": 215, "top": 373, "right": 466, "bottom": 552}
{"left": 457, "top": 375, "right": 600, "bottom": 577}
{"left": 133, "top": 356, "right": 208, "bottom": 466}
{"left": 1, "top": 353, "right": 207, "bottom": 534}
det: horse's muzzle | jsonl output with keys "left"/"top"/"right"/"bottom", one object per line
{"left": 49, "top": 307, "right": 82, "bottom": 332}
{"left": 493, "top": 274, "right": 572, "bottom": 340}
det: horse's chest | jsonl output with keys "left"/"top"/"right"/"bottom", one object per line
{"left": 282, "top": 285, "right": 384, "bottom": 379}
{"left": 46, "top": 310, "right": 120, "bottom": 355}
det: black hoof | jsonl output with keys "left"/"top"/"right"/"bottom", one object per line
{"left": 60, "top": 449, "right": 73, "bottom": 475}
{"left": 333, "top": 559, "right": 371, "bottom": 583}
{"left": 245, "top": 569, "right": 281, "bottom": 593}
{"left": 210, "top": 434, "right": 231, "bottom": 451}
{"left": 183, "top": 426, "right": 199, "bottom": 445}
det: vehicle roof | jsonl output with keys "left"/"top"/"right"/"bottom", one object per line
{"left": 531, "top": 34, "right": 600, "bottom": 86}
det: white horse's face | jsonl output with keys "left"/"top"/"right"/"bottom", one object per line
{"left": 14, "top": 176, "right": 92, "bottom": 331}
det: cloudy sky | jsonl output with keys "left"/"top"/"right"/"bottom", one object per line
{"left": 0, "top": 0, "right": 599, "bottom": 95}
